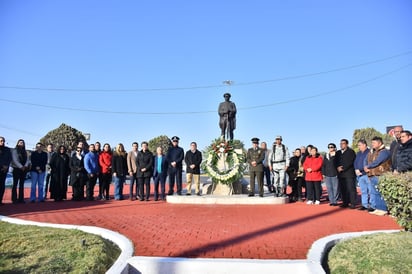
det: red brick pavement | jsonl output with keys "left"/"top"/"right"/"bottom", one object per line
{"left": 0, "top": 186, "right": 401, "bottom": 259}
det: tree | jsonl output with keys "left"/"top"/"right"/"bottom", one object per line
{"left": 39, "top": 123, "right": 88, "bottom": 152}
{"left": 148, "top": 135, "right": 172, "bottom": 155}
{"left": 352, "top": 127, "right": 393, "bottom": 151}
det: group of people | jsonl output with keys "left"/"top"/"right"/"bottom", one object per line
{"left": 1, "top": 127, "right": 411, "bottom": 208}
{"left": 247, "top": 128, "right": 412, "bottom": 216}
{"left": 0, "top": 135, "right": 204, "bottom": 205}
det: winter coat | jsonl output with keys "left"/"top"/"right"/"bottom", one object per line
{"left": 396, "top": 138, "right": 412, "bottom": 172}
{"left": 303, "top": 155, "right": 323, "bottom": 182}
{"left": 136, "top": 150, "right": 153, "bottom": 178}
{"left": 99, "top": 151, "right": 112, "bottom": 174}
{"left": 322, "top": 153, "right": 338, "bottom": 177}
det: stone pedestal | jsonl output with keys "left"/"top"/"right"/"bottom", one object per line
{"left": 201, "top": 178, "right": 249, "bottom": 195}
{"left": 212, "top": 181, "right": 233, "bottom": 195}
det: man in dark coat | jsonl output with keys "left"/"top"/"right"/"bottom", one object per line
{"left": 335, "top": 139, "right": 357, "bottom": 209}
{"left": 136, "top": 142, "right": 153, "bottom": 201}
{"left": 390, "top": 125, "right": 403, "bottom": 171}
{"left": 166, "top": 136, "right": 184, "bottom": 195}
{"left": 184, "top": 142, "right": 202, "bottom": 195}
{"left": 395, "top": 130, "right": 412, "bottom": 173}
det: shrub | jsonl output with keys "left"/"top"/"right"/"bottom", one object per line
{"left": 378, "top": 172, "right": 412, "bottom": 231}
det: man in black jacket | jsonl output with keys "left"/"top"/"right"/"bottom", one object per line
{"left": 390, "top": 125, "right": 403, "bottom": 171}
{"left": 185, "top": 142, "right": 202, "bottom": 195}
{"left": 167, "top": 136, "right": 184, "bottom": 195}
{"left": 395, "top": 130, "right": 412, "bottom": 173}
{"left": 335, "top": 139, "right": 357, "bottom": 209}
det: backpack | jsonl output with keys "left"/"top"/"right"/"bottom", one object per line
{"left": 271, "top": 144, "right": 286, "bottom": 163}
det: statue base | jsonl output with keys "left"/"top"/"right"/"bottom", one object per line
{"left": 201, "top": 178, "right": 248, "bottom": 195}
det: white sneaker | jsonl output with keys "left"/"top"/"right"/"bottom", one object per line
{"left": 306, "top": 200, "right": 313, "bottom": 205}
{"left": 369, "top": 209, "right": 388, "bottom": 216}
{"left": 315, "top": 200, "right": 320, "bottom": 205}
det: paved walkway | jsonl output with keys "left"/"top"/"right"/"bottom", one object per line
{"left": 0, "top": 185, "right": 401, "bottom": 260}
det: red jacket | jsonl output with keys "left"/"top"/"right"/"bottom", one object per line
{"left": 303, "top": 155, "right": 323, "bottom": 181}
{"left": 99, "top": 151, "right": 112, "bottom": 174}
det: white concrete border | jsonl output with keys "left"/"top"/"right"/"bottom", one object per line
{"left": 1, "top": 215, "right": 401, "bottom": 274}
{"left": 126, "top": 230, "right": 402, "bottom": 274}
{"left": 306, "top": 229, "right": 401, "bottom": 274}
{"left": 0, "top": 215, "right": 134, "bottom": 274}
{"left": 127, "top": 257, "right": 310, "bottom": 274}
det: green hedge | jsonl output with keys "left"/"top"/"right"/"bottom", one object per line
{"left": 378, "top": 172, "right": 412, "bottom": 231}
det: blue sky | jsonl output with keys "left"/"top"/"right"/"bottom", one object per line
{"left": 1, "top": 1, "right": 411, "bottom": 152}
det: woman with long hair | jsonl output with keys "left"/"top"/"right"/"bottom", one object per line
{"left": 99, "top": 143, "right": 112, "bottom": 200}
{"left": 11, "top": 139, "right": 30, "bottom": 203}
{"left": 50, "top": 145, "right": 70, "bottom": 201}
{"left": 112, "top": 143, "right": 128, "bottom": 200}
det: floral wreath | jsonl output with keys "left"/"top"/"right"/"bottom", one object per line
{"left": 202, "top": 137, "right": 245, "bottom": 185}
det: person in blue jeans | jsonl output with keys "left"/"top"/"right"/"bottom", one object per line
{"left": 29, "top": 143, "right": 48, "bottom": 202}
{"left": 112, "top": 143, "right": 128, "bottom": 200}
{"left": 322, "top": 143, "right": 339, "bottom": 206}
{"left": 363, "top": 136, "right": 391, "bottom": 216}
{"left": 354, "top": 139, "right": 371, "bottom": 211}
{"left": 153, "top": 146, "right": 168, "bottom": 201}
{"left": 84, "top": 144, "right": 100, "bottom": 201}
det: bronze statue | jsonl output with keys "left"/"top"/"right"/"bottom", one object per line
{"left": 218, "top": 93, "right": 237, "bottom": 140}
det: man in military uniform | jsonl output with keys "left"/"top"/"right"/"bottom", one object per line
{"left": 268, "top": 136, "right": 290, "bottom": 197}
{"left": 218, "top": 93, "right": 237, "bottom": 140}
{"left": 247, "top": 138, "right": 265, "bottom": 197}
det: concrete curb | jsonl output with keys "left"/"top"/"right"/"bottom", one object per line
{"left": 306, "top": 229, "right": 401, "bottom": 274}
{"left": 126, "top": 229, "right": 402, "bottom": 274}
{"left": 0, "top": 215, "right": 134, "bottom": 274}
{"left": 0, "top": 215, "right": 402, "bottom": 274}
{"left": 127, "top": 257, "right": 310, "bottom": 274}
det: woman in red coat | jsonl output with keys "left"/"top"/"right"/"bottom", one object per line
{"left": 303, "top": 146, "right": 323, "bottom": 205}
{"left": 98, "top": 144, "right": 112, "bottom": 200}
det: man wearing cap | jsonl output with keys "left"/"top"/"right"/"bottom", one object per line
{"left": 218, "top": 93, "right": 237, "bottom": 140}
{"left": 247, "top": 138, "right": 265, "bottom": 197}
{"left": 166, "top": 136, "right": 184, "bottom": 195}
{"left": 268, "top": 136, "right": 290, "bottom": 197}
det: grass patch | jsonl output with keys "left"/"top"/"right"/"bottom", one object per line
{"left": 328, "top": 232, "right": 412, "bottom": 274}
{"left": 0, "top": 221, "right": 121, "bottom": 274}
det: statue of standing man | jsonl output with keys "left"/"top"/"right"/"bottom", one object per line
{"left": 218, "top": 93, "right": 237, "bottom": 140}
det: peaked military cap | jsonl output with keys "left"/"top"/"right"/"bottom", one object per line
{"left": 251, "top": 137, "right": 260, "bottom": 144}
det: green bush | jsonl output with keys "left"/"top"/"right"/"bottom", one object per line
{"left": 378, "top": 172, "right": 412, "bottom": 231}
